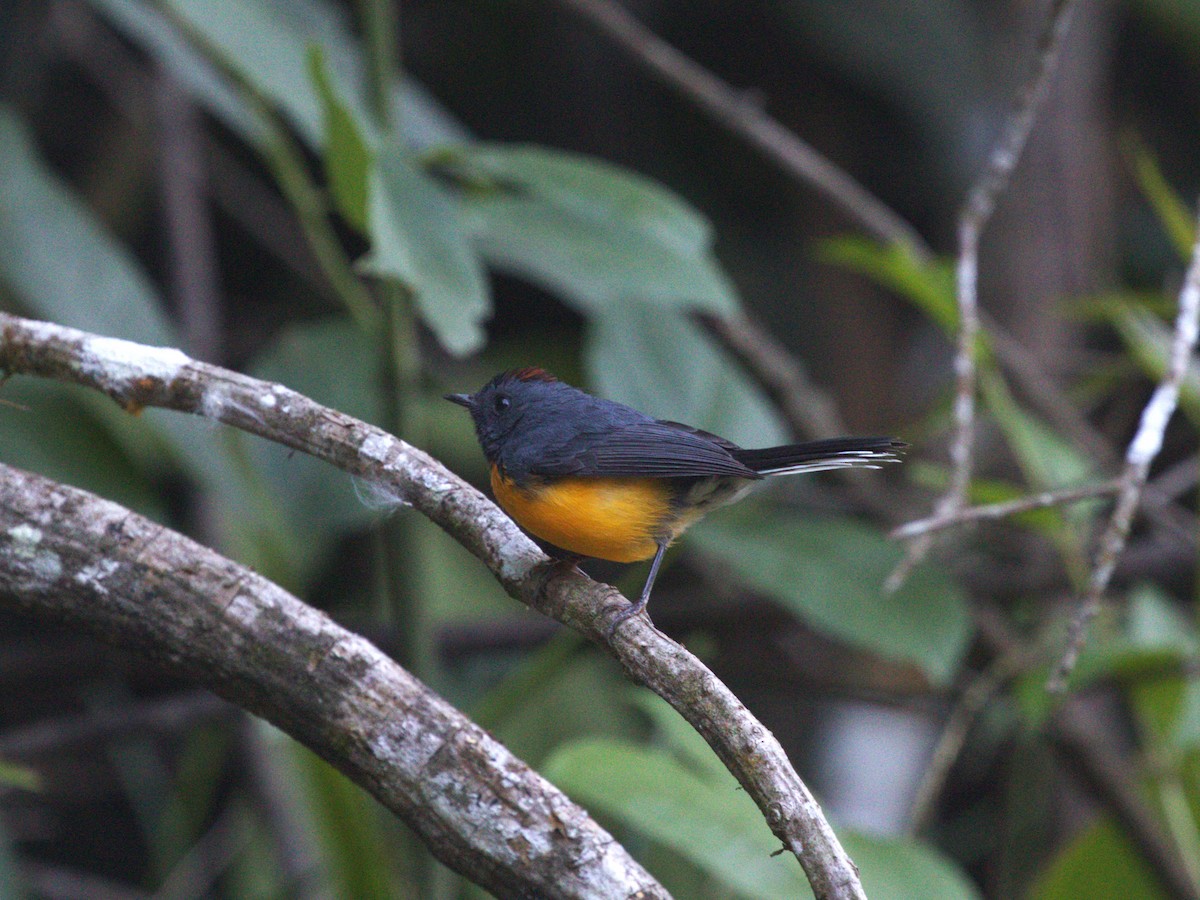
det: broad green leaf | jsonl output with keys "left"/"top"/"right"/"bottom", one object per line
{"left": 586, "top": 300, "right": 787, "bottom": 449}
{"left": 483, "top": 651, "right": 635, "bottom": 767}
{"left": 630, "top": 692, "right": 730, "bottom": 783}
{"left": 444, "top": 144, "right": 714, "bottom": 254}
{"left": 0, "top": 107, "right": 175, "bottom": 345}
{"left": 244, "top": 319, "right": 384, "bottom": 581}
{"left": 1129, "top": 141, "right": 1195, "bottom": 259}
{"left": 818, "top": 236, "right": 956, "bottom": 331}
{"left": 979, "top": 370, "right": 1093, "bottom": 491}
{"left": 1122, "top": 585, "right": 1200, "bottom": 750}
{"left": 544, "top": 738, "right": 814, "bottom": 899}
{"left": 0, "top": 107, "right": 305, "bottom": 579}
{"left": 86, "top": 0, "right": 263, "bottom": 143}
{"left": 439, "top": 144, "right": 738, "bottom": 317}
{"left": 96, "top": 0, "right": 466, "bottom": 152}
{"left": 308, "top": 46, "right": 372, "bottom": 232}
{"left": 844, "top": 832, "right": 980, "bottom": 900}
{"left": 360, "top": 146, "right": 490, "bottom": 356}
{"left": 164, "top": 0, "right": 350, "bottom": 145}
{"left": 0, "top": 760, "right": 40, "bottom": 792}
{"left": 0, "top": 380, "right": 166, "bottom": 521}
{"left": 690, "top": 508, "right": 971, "bottom": 685}
{"left": 285, "top": 729, "right": 405, "bottom": 897}
{"left": 546, "top": 738, "right": 979, "bottom": 900}
{"left": 1029, "top": 816, "right": 1169, "bottom": 900}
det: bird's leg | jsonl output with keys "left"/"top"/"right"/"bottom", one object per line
{"left": 607, "top": 540, "right": 668, "bottom": 638}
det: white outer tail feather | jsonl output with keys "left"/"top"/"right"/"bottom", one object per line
{"left": 755, "top": 450, "right": 901, "bottom": 477}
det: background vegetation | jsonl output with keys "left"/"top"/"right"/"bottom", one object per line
{"left": 0, "top": 0, "right": 1198, "bottom": 897}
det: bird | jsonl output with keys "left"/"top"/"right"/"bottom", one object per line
{"left": 447, "top": 367, "right": 904, "bottom": 635}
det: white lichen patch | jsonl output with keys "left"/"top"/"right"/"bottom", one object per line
{"left": 258, "top": 391, "right": 278, "bottom": 409}
{"left": 7, "top": 524, "right": 43, "bottom": 553}
{"left": 496, "top": 531, "right": 540, "bottom": 582}
{"left": 74, "top": 559, "right": 120, "bottom": 595}
{"left": 359, "top": 433, "right": 393, "bottom": 463}
{"left": 223, "top": 592, "right": 261, "bottom": 626}
{"left": 5, "top": 525, "right": 62, "bottom": 588}
{"left": 83, "top": 336, "right": 190, "bottom": 386}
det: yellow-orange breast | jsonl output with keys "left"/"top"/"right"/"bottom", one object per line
{"left": 490, "top": 466, "right": 672, "bottom": 563}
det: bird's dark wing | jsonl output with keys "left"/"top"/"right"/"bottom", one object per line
{"left": 529, "top": 420, "right": 760, "bottom": 479}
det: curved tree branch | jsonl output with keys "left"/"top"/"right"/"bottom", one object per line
{"left": 0, "top": 312, "right": 864, "bottom": 899}
{"left": 0, "top": 461, "right": 663, "bottom": 899}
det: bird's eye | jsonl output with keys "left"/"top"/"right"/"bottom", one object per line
{"left": 493, "top": 394, "right": 511, "bottom": 413}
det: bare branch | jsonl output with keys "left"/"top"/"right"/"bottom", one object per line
{"left": 0, "top": 313, "right": 864, "bottom": 899}
{"left": 0, "top": 462, "right": 664, "bottom": 899}
{"left": 888, "top": 0, "right": 1078, "bottom": 590}
{"left": 556, "top": 0, "right": 930, "bottom": 259}
{"left": 891, "top": 478, "right": 1122, "bottom": 540}
{"left": 1049, "top": 205, "right": 1200, "bottom": 692}
{"left": 697, "top": 312, "right": 847, "bottom": 441}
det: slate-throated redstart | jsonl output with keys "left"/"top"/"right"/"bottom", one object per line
{"left": 448, "top": 367, "right": 905, "bottom": 634}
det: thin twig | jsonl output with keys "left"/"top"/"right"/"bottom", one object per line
{"left": 891, "top": 478, "right": 1122, "bottom": 541}
{"left": 154, "top": 67, "right": 222, "bottom": 362}
{"left": 555, "top": 0, "right": 1185, "bottom": 574}
{"left": 697, "top": 312, "right": 847, "bottom": 440}
{"left": 556, "top": 0, "right": 930, "bottom": 258}
{"left": 0, "top": 313, "right": 864, "bottom": 899}
{"left": 887, "top": 0, "right": 1078, "bottom": 591}
{"left": 1049, "top": 203, "right": 1200, "bottom": 693}
{"left": 908, "top": 649, "right": 1029, "bottom": 834}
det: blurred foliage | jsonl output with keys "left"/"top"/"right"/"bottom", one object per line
{"left": 0, "top": 0, "right": 1199, "bottom": 897}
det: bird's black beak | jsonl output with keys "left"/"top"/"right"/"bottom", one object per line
{"left": 445, "top": 393, "right": 473, "bottom": 408}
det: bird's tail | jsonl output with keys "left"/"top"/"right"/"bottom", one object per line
{"left": 733, "top": 437, "right": 906, "bottom": 476}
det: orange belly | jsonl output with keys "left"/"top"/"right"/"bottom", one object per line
{"left": 491, "top": 467, "right": 671, "bottom": 563}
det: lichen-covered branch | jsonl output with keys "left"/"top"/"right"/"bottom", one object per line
{"left": 0, "top": 462, "right": 663, "bottom": 899}
{"left": 1048, "top": 202, "right": 1200, "bottom": 692}
{"left": 0, "top": 312, "right": 863, "bottom": 899}
{"left": 889, "top": 0, "right": 1078, "bottom": 590}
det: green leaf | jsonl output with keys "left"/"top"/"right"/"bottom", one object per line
{"left": 0, "top": 107, "right": 295, "bottom": 579}
{"left": 630, "top": 692, "right": 730, "bottom": 783}
{"left": 439, "top": 143, "right": 738, "bottom": 317}
{"left": 844, "top": 832, "right": 981, "bottom": 900}
{"left": 0, "top": 759, "right": 41, "bottom": 793}
{"left": 477, "top": 648, "right": 634, "bottom": 767}
{"left": 0, "top": 380, "right": 166, "bottom": 521}
{"left": 164, "top": 0, "right": 349, "bottom": 145}
{"left": 285, "top": 729, "right": 405, "bottom": 897}
{"left": 1029, "top": 816, "right": 1169, "bottom": 900}
{"left": 308, "top": 45, "right": 372, "bottom": 232}
{"left": 0, "top": 106, "right": 175, "bottom": 345}
{"left": 96, "top": 0, "right": 466, "bottom": 152}
{"left": 360, "top": 146, "right": 490, "bottom": 356}
{"left": 818, "top": 236, "right": 957, "bottom": 331}
{"left": 690, "top": 508, "right": 971, "bottom": 685}
{"left": 243, "top": 319, "right": 385, "bottom": 580}
{"left": 586, "top": 300, "right": 787, "bottom": 448}
{"left": 544, "top": 737, "right": 814, "bottom": 899}
{"left": 978, "top": 370, "right": 1093, "bottom": 492}
{"left": 545, "top": 738, "right": 979, "bottom": 900}
{"left": 1129, "top": 141, "right": 1195, "bottom": 260}
{"left": 446, "top": 143, "right": 714, "bottom": 253}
